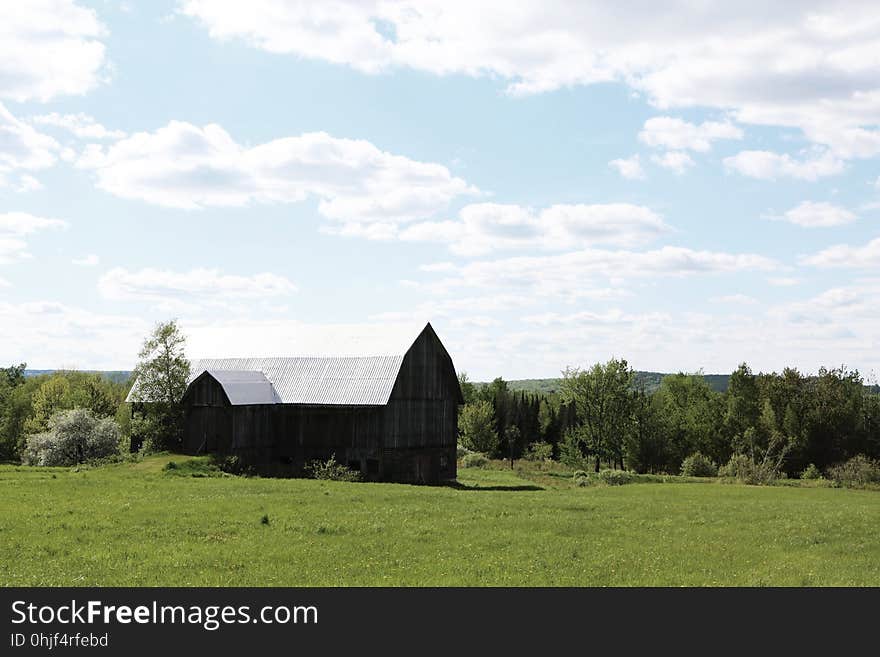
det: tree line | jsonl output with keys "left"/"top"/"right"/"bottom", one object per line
{"left": 0, "top": 320, "right": 191, "bottom": 464}
{"left": 458, "top": 359, "right": 880, "bottom": 478}
{"left": 3, "top": 325, "right": 879, "bottom": 481}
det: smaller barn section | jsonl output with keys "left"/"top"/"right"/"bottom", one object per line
{"left": 131, "top": 323, "right": 463, "bottom": 484}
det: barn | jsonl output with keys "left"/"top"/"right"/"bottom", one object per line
{"left": 131, "top": 323, "right": 463, "bottom": 484}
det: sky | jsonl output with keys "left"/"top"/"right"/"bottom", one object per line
{"left": 1, "top": 0, "right": 879, "bottom": 381}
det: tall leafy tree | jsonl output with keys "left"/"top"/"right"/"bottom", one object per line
{"left": 653, "top": 372, "right": 725, "bottom": 469}
{"left": 0, "top": 363, "right": 28, "bottom": 460}
{"left": 724, "top": 363, "right": 761, "bottom": 441}
{"left": 457, "top": 371, "right": 478, "bottom": 405}
{"left": 559, "top": 358, "right": 634, "bottom": 471}
{"left": 130, "top": 320, "right": 191, "bottom": 451}
{"left": 459, "top": 400, "right": 499, "bottom": 454}
{"left": 625, "top": 388, "right": 669, "bottom": 473}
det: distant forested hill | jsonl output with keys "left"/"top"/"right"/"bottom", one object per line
{"left": 492, "top": 372, "right": 731, "bottom": 395}
{"left": 25, "top": 370, "right": 133, "bottom": 384}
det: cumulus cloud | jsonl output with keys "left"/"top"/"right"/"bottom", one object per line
{"left": 802, "top": 237, "right": 880, "bottom": 268}
{"left": 76, "top": 121, "right": 477, "bottom": 227}
{"left": 0, "top": 301, "right": 148, "bottom": 370}
{"left": 98, "top": 267, "right": 298, "bottom": 310}
{"left": 0, "top": 103, "right": 61, "bottom": 188}
{"left": 651, "top": 151, "right": 695, "bottom": 174}
{"left": 0, "top": 212, "right": 67, "bottom": 236}
{"left": 764, "top": 201, "right": 857, "bottom": 228}
{"left": 767, "top": 277, "right": 801, "bottom": 287}
{"left": 608, "top": 155, "right": 645, "bottom": 180}
{"left": 710, "top": 293, "right": 758, "bottom": 305}
{"left": 639, "top": 117, "right": 743, "bottom": 152}
{"left": 179, "top": 1, "right": 880, "bottom": 157}
{"left": 415, "top": 246, "right": 778, "bottom": 300}
{"left": 31, "top": 113, "right": 125, "bottom": 140}
{"left": 0, "top": 212, "right": 68, "bottom": 263}
{"left": 0, "top": 1, "right": 107, "bottom": 102}
{"left": 72, "top": 254, "right": 100, "bottom": 266}
{"left": 724, "top": 150, "right": 845, "bottom": 181}
{"left": 397, "top": 202, "right": 671, "bottom": 256}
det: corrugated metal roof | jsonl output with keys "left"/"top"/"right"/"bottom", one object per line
{"left": 200, "top": 370, "right": 281, "bottom": 406}
{"left": 128, "top": 355, "right": 405, "bottom": 406}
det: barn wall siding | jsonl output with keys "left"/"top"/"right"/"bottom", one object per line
{"left": 178, "top": 324, "right": 461, "bottom": 484}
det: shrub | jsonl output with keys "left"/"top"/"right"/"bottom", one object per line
{"left": 459, "top": 401, "right": 499, "bottom": 454}
{"left": 461, "top": 452, "right": 489, "bottom": 468}
{"left": 718, "top": 453, "right": 780, "bottom": 485}
{"left": 217, "top": 455, "right": 252, "bottom": 476}
{"left": 304, "top": 454, "right": 362, "bottom": 482}
{"left": 139, "top": 435, "right": 157, "bottom": 455}
{"left": 559, "top": 426, "right": 591, "bottom": 469}
{"left": 827, "top": 455, "right": 880, "bottom": 488}
{"left": 680, "top": 452, "right": 718, "bottom": 477}
{"left": 22, "top": 408, "right": 120, "bottom": 466}
{"left": 524, "top": 441, "right": 553, "bottom": 462}
{"left": 801, "top": 463, "right": 822, "bottom": 480}
{"left": 573, "top": 470, "right": 637, "bottom": 486}
{"left": 596, "top": 469, "right": 636, "bottom": 486}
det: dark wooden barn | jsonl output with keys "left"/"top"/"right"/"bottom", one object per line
{"left": 129, "top": 323, "right": 463, "bottom": 484}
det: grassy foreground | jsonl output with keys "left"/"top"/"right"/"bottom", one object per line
{"left": 1, "top": 455, "right": 878, "bottom": 586}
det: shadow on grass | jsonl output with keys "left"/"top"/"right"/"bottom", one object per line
{"left": 443, "top": 480, "right": 544, "bottom": 492}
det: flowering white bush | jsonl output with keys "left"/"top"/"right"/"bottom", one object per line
{"left": 23, "top": 408, "right": 120, "bottom": 466}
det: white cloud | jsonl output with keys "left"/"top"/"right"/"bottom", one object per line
{"left": 765, "top": 201, "right": 857, "bottom": 227}
{"left": 724, "top": 150, "right": 845, "bottom": 181}
{"left": 0, "top": 212, "right": 68, "bottom": 263}
{"left": 0, "top": 103, "right": 61, "bottom": 184}
{"left": 639, "top": 117, "right": 742, "bottom": 152}
{"left": 651, "top": 151, "right": 695, "bottom": 174}
{"left": 0, "top": 238, "right": 29, "bottom": 265}
{"left": 710, "top": 293, "right": 758, "bottom": 305}
{"left": 608, "top": 154, "right": 645, "bottom": 180}
{"left": 98, "top": 267, "right": 298, "bottom": 310}
{"left": 72, "top": 254, "right": 100, "bottom": 267}
{"left": 13, "top": 175, "right": 44, "bottom": 193}
{"left": 770, "top": 283, "right": 880, "bottom": 337}
{"left": 31, "top": 113, "right": 125, "bottom": 140}
{"left": 0, "top": 1, "right": 107, "bottom": 102}
{"left": 767, "top": 276, "right": 801, "bottom": 287}
{"left": 802, "top": 237, "right": 880, "bottom": 268}
{"left": 77, "top": 121, "right": 477, "bottom": 227}
{"left": 0, "top": 212, "right": 68, "bottom": 236}
{"left": 180, "top": 1, "right": 880, "bottom": 157}
{"left": 417, "top": 246, "right": 778, "bottom": 300}
{"left": 398, "top": 202, "right": 671, "bottom": 255}
{"left": 521, "top": 309, "right": 667, "bottom": 327}
{"left": 0, "top": 301, "right": 148, "bottom": 369}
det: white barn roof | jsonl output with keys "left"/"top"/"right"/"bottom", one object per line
{"left": 126, "top": 322, "right": 443, "bottom": 406}
{"left": 187, "top": 356, "right": 403, "bottom": 406}
{"left": 198, "top": 369, "right": 282, "bottom": 406}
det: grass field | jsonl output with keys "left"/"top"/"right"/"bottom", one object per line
{"left": 1, "top": 455, "right": 878, "bottom": 586}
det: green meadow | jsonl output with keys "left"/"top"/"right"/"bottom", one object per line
{"left": 1, "top": 455, "right": 878, "bottom": 586}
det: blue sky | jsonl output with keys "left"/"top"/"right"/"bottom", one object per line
{"left": 1, "top": 1, "right": 879, "bottom": 380}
